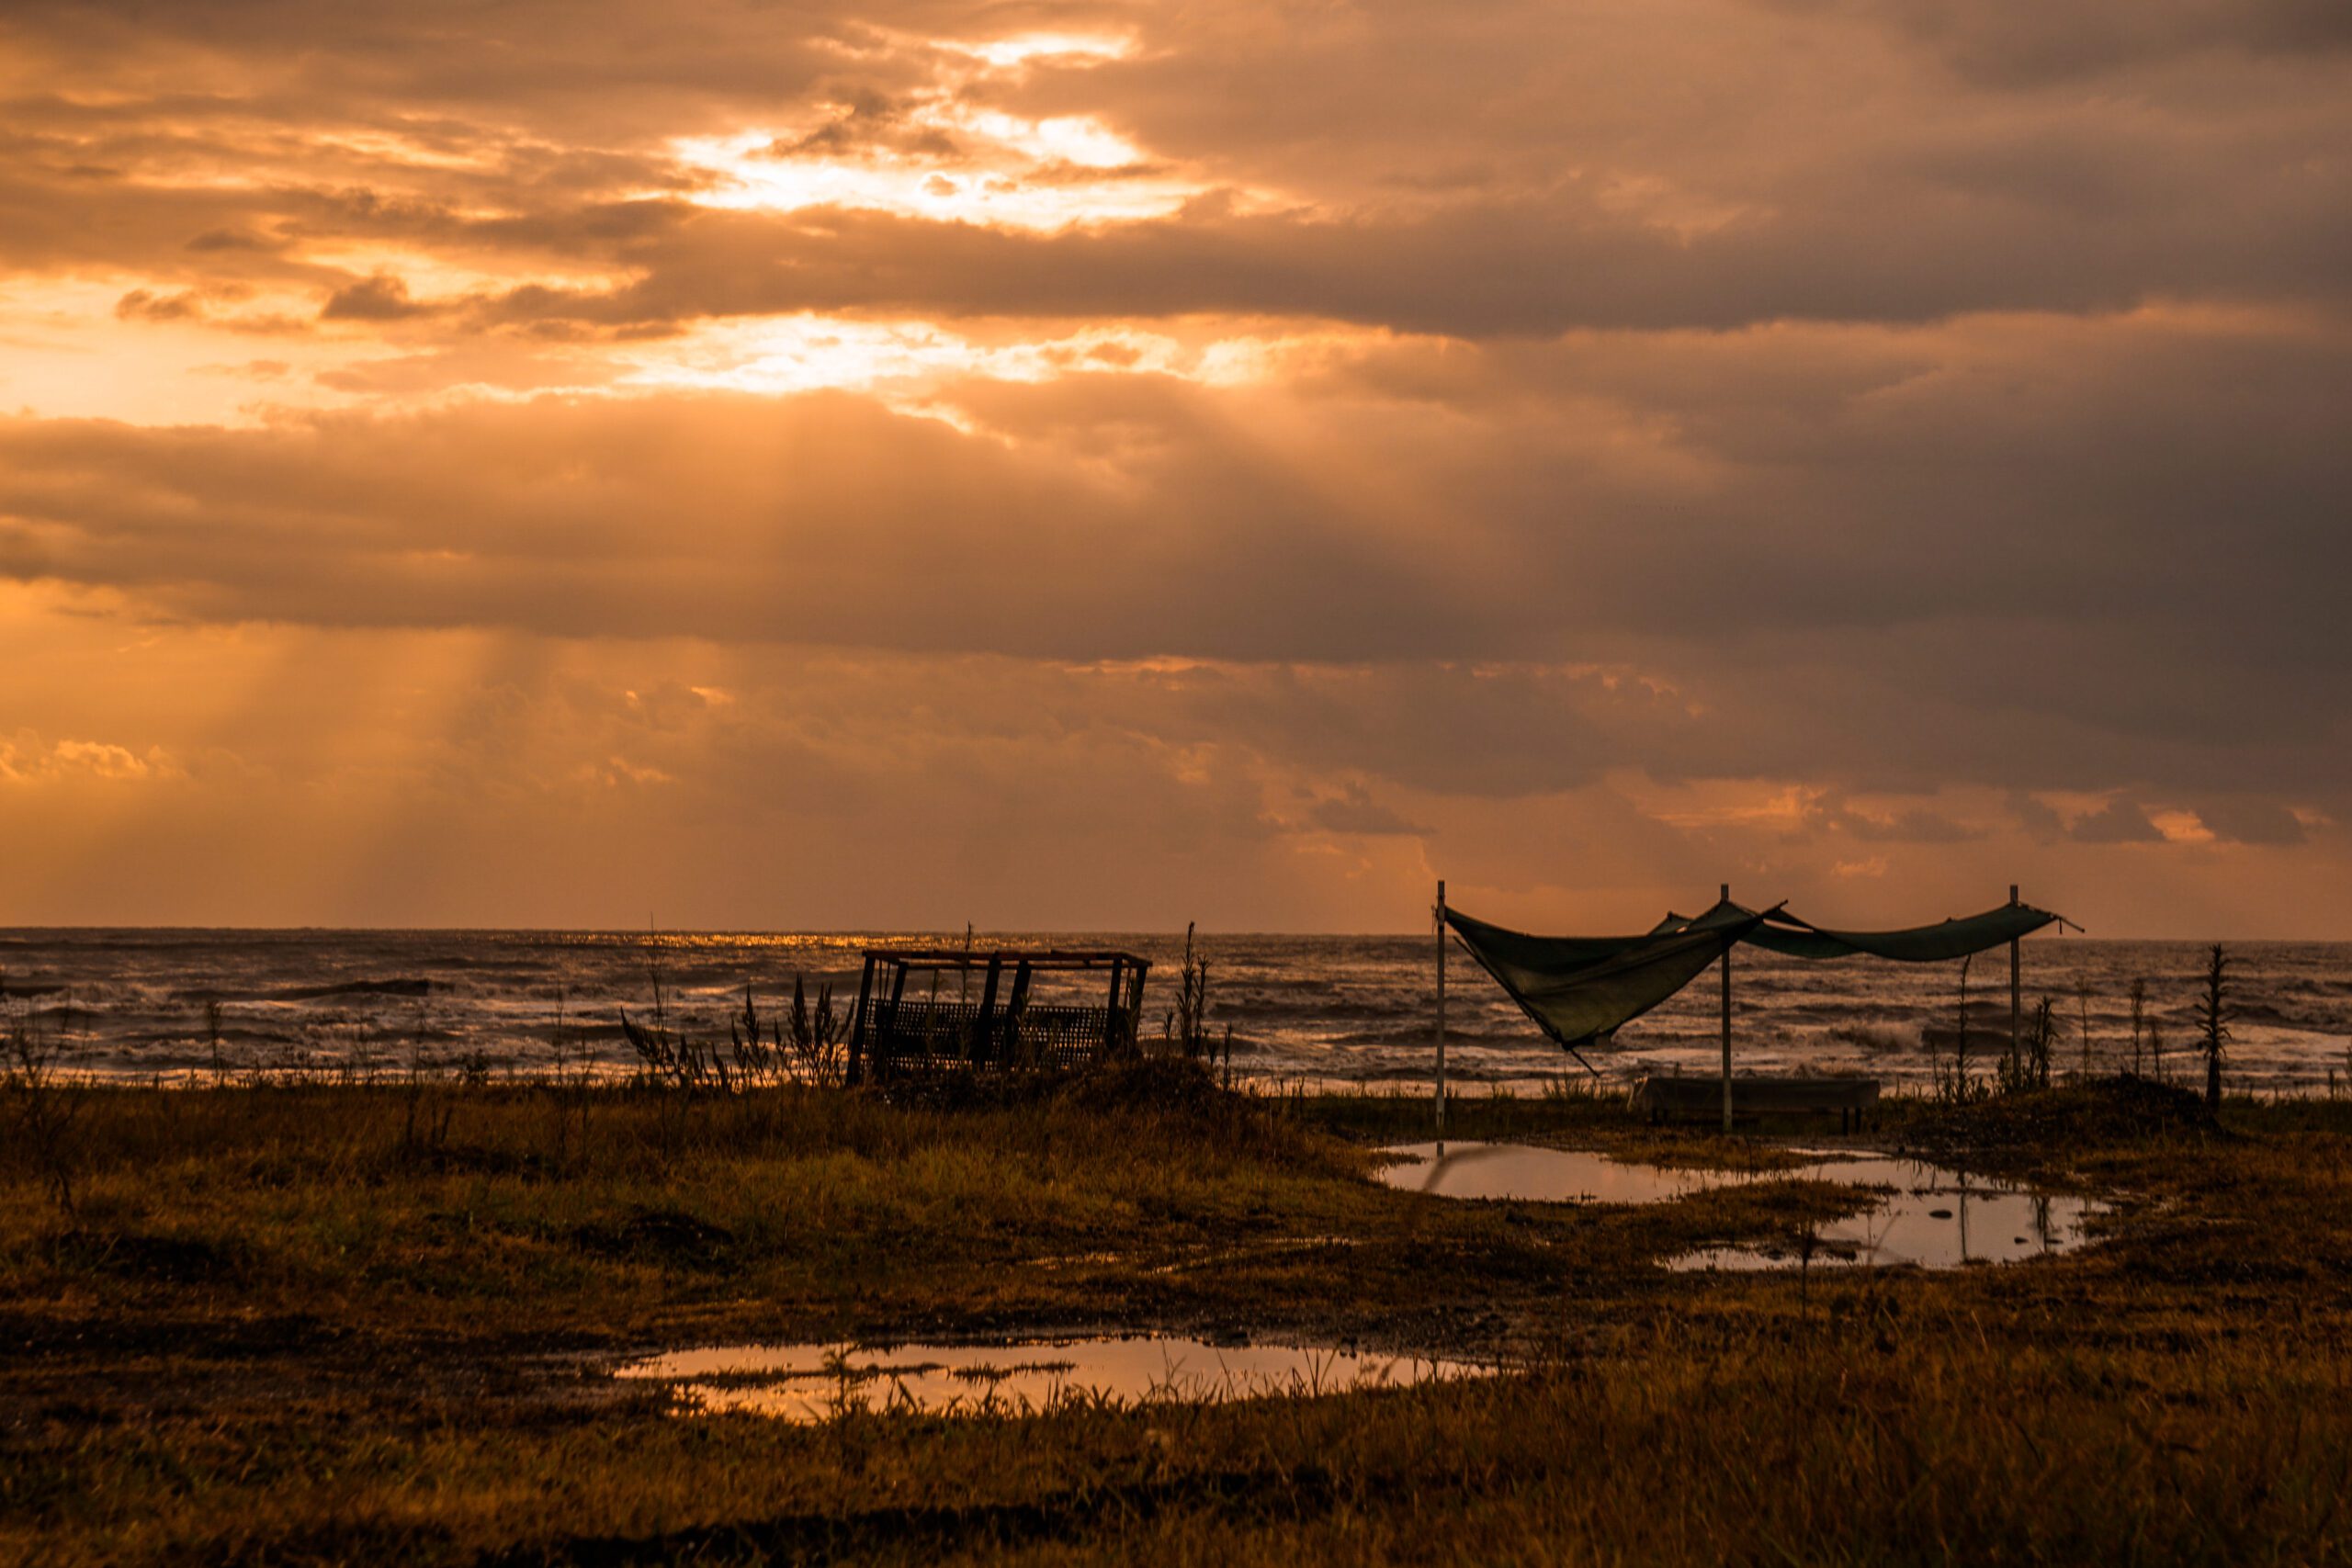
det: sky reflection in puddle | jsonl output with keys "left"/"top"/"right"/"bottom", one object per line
{"left": 1379, "top": 1142, "right": 2101, "bottom": 1270}
{"left": 616, "top": 1336, "right": 1488, "bottom": 1422}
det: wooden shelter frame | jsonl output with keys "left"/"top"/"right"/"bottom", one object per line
{"left": 847, "top": 948, "right": 1152, "bottom": 1084}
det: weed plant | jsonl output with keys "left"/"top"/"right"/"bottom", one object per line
{"left": 2199, "top": 943, "right": 2233, "bottom": 1110}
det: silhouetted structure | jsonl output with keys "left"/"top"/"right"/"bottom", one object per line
{"left": 847, "top": 948, "right": 1150, "bottom": 1084}
{"left": 1439, "top": 885, "right": 2075, "bottom": 1131}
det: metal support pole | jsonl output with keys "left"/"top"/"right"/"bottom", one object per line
{"left": 2008, "top": 884, "right": 2021, "bottom": 1068}
{"left": 1721, "top": 883, "right": 1734, "bottom": 1134}
{"left": 1435, "top": 878, "right": 1447, "bottom": 1135}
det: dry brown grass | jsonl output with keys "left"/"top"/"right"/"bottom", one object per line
{"left": 3, "top": 1071, "right": 2348, "bottom": 1564}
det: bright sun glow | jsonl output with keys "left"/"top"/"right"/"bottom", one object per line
{"left": 940, "top": 32, "right": 1136, "bottom": 68}
{"left": 671, "top": 113, "right": 1198, "bottom": 231}
{"left": 613, "top": 315, "right": 1345, "bottom": 400}
{"left": 667, "top": 29, "right": 1215, "bottom": 231}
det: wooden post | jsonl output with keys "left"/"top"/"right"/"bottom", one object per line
{"left": 1435, "top": 879, "right": 1447, "bottom": 1135}
{"left": 2008, "top": 884, "right": 2021, "bottom": 1068}
{"left": 972, "top": 955, "right": 1002, "bottom": 1066}
{"left": 1102, "top": 956, "right": 1125, "bottom": 1056}
{"left": 1720, "top": 883, "right": 1734, "bottom": 1134}
{"left": 848, "top": 953, "right": 877, "bottom": 1086}
{"left": 883, "top": 959, "right": 910, "bottom": 1073}
{"left": 1125, "top": 962, "right": 1148, "bottom": 1052}
{"left": 1001, "top": 960, "right": 1034, "bottom": 1067}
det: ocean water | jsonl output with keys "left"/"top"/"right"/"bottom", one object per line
{"left": 3, "top": 930, "right": 2347, "bottom": 1094}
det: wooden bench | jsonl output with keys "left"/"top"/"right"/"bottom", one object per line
{"left": 1631, "top": 1075, "right": 1881, "bottom": 1132}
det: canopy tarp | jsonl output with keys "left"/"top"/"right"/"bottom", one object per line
{"left": 1445, "top": 896, "right": 2066, "bottom": 1062}
{"left": 1443, "top": 902, "right": 1770, "bottom": 1058}
{"left": 1657, "top": 900, "right": 2064, "bottom": 963}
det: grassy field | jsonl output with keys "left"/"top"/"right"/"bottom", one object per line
{"left": 4, "top": 1064, "right": 2349, "bottom": 1564}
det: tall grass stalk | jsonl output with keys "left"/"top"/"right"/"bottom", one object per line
{"left": 2199, "top": 943, "right": 2232, "bottom": 1111}
{"left": 2076, "top": 977, "right": 2094, "bottom": 1079}
{"left": 2128, "top": 977, "right": 2148, "bottom": 1077}
{"left": 1165, "top": 922, "right": 1212, "bottom": 1060}
{"left": 1938, "top": 954, "right": 1979, "bottom": 1104}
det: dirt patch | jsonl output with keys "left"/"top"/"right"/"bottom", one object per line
{"left": 52, "top": 1229, "right": 246, "bottom": 1287}
{"left": 571, "top": 1209, "right": 737, "bottom": 1269}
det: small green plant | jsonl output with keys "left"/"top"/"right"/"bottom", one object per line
{"left": 1163, "top": 922, "right": 1211, "bottom": 1060}
{"left": 1936, "top": 955, "right": 1984, "bottom": 1104}
{"left": 1999, "top": 998, "right": 2057, "bottom": 1095}
{"left": 781, "top": 975, "right": 848, "bottom": 1085}
{"left": 2, "top": 994, "right": 85, "bottom": 1213}
{"left": 727, "top": 982, "right": 775, "bottom": 1085}
{"left": 628, "top": 972, "right": 846, "bottom": 1093}
{"left": 621, "top": 995, "right": 721, "bottom": 1092}
{"left": 545, "top": 982, "right": 588, "bottom": 1168}
{"left": 2199, "top": 943, "right": 2231, "bottom": 1111}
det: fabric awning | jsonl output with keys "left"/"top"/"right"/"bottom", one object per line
{"left": 1443, "top": 901, "right": 1770, "bottom": 1056}
{"left": 1655, "top": 899, "right": 2064, "bottom": 963}
{"left": 1444, "top": 895, "right": 2066, "bottom": 1062}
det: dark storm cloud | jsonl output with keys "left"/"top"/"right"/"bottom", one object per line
{"left": 1778, "top": 0, "right": 2352, "bottom": 86}
{"left": 2194, "top": 797, "right": 2309, "bottom": 847}
{"left": 766, "top": 86, "right": 964, "bottom": 160}
{"left": 0, "top": 389, "right": 1457, "bottom": 661}
{"left": 452, "top": 180, "right": 2351, "bottom": 335}
{"left": 2008, "top": 793, "right": 2069, "bottom": 842}
{"left": 4, "top": 298, "right": 2348, "bottom": 810}
{"left": 321, "top": 274, "right": 433, "bottom": 321}
{"left": 1815, "top": 805, "right": 1984, "bottom": 845}
{"left": 5, "top": 314, "right": 2346, "bottom": 686}
{"left": 115, "top": 288, "right": 205, "bottom": 322}
{"left": 2069, "top": 798, "right": 2167, "bottom": 843}
{"left": 1301, "top": 784, "right": 1431, "bottom": 838}
{"left": 4, "top": 0, "right": 2349, "bottom": 337}
{"left": 0, "top": 2, "right": 879, "bottom": 134}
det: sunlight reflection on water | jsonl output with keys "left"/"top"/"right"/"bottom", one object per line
{"left": 1377, "top": 1142, "right": 2103, "bottom": 1270}
{"left": 616, "top": 1335, "right": 1490, "bottom": 1422}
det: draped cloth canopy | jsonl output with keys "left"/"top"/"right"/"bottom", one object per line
{"left": 1443, "top": 896, "right": 2065, "bottom": 1062}
{"left": 1655, "top": 900, "right": 2064, "bottom": 964}
{"left": 1442, "top": 901, "right": 1770, "bottom": 1065}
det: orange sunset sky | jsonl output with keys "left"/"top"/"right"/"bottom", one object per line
{"left": 1, "top": 1, "right": 2347, "bottom": 934}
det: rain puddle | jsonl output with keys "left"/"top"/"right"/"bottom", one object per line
{"left": 616, "top": 1335, "right": 1488, "bottom": 1422}
{"left": 1381, "top": 1142, "right": 1724, "bottom": 1205}
{"left": 1380, "top": 1142, "right": 2101, "bottom": 1270}
{"left": 1666, "top": 1162, "right": 2098, "bottom": 1271}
